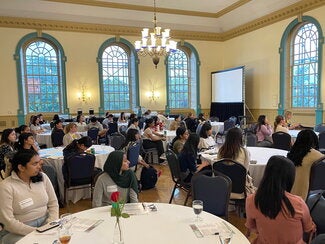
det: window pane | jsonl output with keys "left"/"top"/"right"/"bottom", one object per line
{"left": 168, "top": 49, "right": 189, "bottom": 109}
{"left": 102, "top": 45, "right": 130, "bottom": 110}
{"left": 291, "top": 23, "right": 318, "bottom": 108}
{"left": 24, "top": 40, "right": 61, "bottom": 113}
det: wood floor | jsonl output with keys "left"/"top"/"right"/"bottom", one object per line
{"left": 60, "top": 164, "right": 253, "bottom": 241}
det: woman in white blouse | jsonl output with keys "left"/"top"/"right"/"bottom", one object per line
{"left": 274, "top": 115, "right": 289, "bottom": 133}
{"left": 198, "top": 122, "right": 216, "bottom": 151}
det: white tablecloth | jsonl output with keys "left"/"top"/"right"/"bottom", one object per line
{"left": 39, "top": 145, "right": 114, "bottom": 203}
{"left": 36, "top": 131, "right": 87, "bottom": 148}
{"left": 201, "top": 146, "right": 288, "bottom": 187}
{"left": 17, "top": 203, "right": 250, "bottom": 244}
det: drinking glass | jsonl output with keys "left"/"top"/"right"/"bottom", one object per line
{"left": 219, "top": 230, "right": 233, "bottom": 244}
{"left": 58, "top": 225, "right": 71, "bottom": 244}
{"left": 192, "top": 200, "right": 203, "bottom": 222}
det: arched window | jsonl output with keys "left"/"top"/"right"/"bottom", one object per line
{"left": 98, "top": 38, "right": 139, "bottom": 114}
{"left": 279, "top": 16, "right": 323, "bottom": 123}
{"left": 166, "top": 42, "right": 200, "bottom": 114}
{"left": 15, "top": 32, "right": 68, "bottom": 124}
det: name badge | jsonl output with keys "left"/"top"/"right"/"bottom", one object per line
{"left": 106, "top": 185, "right": 118, "bottom": 193}
{"left": 19, "top": 198, "right": 34, "bottom": 209}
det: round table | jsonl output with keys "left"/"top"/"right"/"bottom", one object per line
{"left": 16, "top": 203, "right": 250, "bottom": 244}
{"left": 201, "top": 146, "right": 288, "bottom": 187}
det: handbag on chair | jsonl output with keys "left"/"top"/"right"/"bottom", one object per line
{"left": 306, "top": 190, "right": 325, "bottom": 235}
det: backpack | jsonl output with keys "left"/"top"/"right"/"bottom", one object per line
{"left": 140, "top": 166, "right": 158, "bottom": 190}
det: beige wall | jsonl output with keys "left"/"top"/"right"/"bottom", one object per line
{"left": 0, "top": 5, "right": 324, "bottom": 128}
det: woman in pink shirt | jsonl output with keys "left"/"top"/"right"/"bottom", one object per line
{"left": 255, "top": 115, "right": 273, "bottom": 147}
{"left": 245, "top": 155, "right": 315, "bottom": 244}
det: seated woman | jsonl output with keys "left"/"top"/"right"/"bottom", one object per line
{"left": 0, "top": 129, "right": 17, "bottom": 174}
{"left": 217, "top": 127, "right": 255, "bottom": 195}
{"left": 274, "top": 115, "right": 289, "bottom": 133}
{"left": 171, "top": 127, "right": 189, "bottom": 154}
{"left": 17, "top": 125, "right": 41, "bottom": 151}
{"left": 118, "top": 112, "right": 126, "bottom": 123}
{"left": 284, "top": 110, "right": 300, "bottom": 130}
{"left": 255, "top": 115, "right": 273, "bottom": 147}
{"left": 30, "top": 115, "right": 44, "bottom": 135}
{"left": 122, "top": 128, "right": 149, "bottom": 180}
{"left": 178, "top": 133, "right": 210, "bottom": 183}
{"left": 245, "top": 155, "right": 315, "bottom": 243}
{"left": 51, "top": 119, "right": 65, "bottom": 147}
{"left": 217, "top": 127, "right": 250, "bottom": 170}
{"left": 142, "top": 118, "right": 166, "bottom": 164}
{"left": 75, "top": 114, "right": 87, "bottom": 132}
{"left": 92, "top": 151, "right": 138, "bottom": 208}
{"left": 127, "top": 118, "right": 140, "bottom": 132}
{"left": 63, "top": 123, "right": 81, "bottom": 146}
{"left": 169, "top": 115, "right": 181, "bottom": 131}
{"left": 63, "top": 136, "right": 92, "bottom": 159}
{"left": 16, "top": 133, "right": 39, "bottom": 152}
{"left": 287, "top": 129, "right": 323, "bottom": 200}
{"left": 197, "top": 113, "right": 206, "bottom": 124}
{"left": 198, "top": 122, "right": 216, "bottom": 151}
{"left": 0, "top": 149, "right": 59, "bottom": 244}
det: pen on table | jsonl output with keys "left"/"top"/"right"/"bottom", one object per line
{"left": 142, "top": 202, "right": 146, "bottom": 210}
{"left": 213, "top": 232, "right": 219, "bottom": 235}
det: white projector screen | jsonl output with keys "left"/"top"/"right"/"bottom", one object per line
{"left": 211, "top": 66, "right": 245, "bottom": 103}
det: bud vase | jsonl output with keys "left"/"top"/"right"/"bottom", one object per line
{"left": 112, "top": 218, "right": 124, "bottom": 244}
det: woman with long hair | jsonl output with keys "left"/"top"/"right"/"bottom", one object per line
{"left": 287, "top": 129, "right": 323, "bottom": 200}
{"left": 217, "top": 127, "right": 250, "bottom": 170}
{"left": 169, "top": 115, "right": 181, "bottom": 131}
{"left": 30, "top": 116, "right": 44, "bottom": 135}
{"left": 16, "top": 133, "right": 39, "bottom": 152}
{"left": 92, "top": 151, "right": 138, "bottom": 207}
{"left": 274, "top": 115, "right": 289, "bottom": 133}
{"left": 255, "top": 115, "right": 273, "bottom": 147}
{"left": 0, "top": 128, "right": 17, "bottom": 172}
{"left": 63, "top": 136, "right": 92, "bottom": 159}
{"left": 178, "top": 133, "right": 209, "bottom": 182}
{"left": 245, "top": 155, "right": 315, "bottom": 243}
{"left": 0, "top": 149, "right": 58, "bottom": 243}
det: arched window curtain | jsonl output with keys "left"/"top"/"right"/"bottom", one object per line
{"left": 279, "top": 16, "right": 323, "bottom": 124}
{"left": 166, "top": 42, "right": 201, "bottom": 114}
{"left": 15, "top": 32, "right": 68, "bottom": 125}
{"left": 97, "top": 38, "right": 139, "bottom": 115}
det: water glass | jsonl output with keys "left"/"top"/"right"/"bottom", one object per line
{"left": 192, "top": 200, "right": 203, "bottom": 222}
{"left": 58, "top": 225, "right": 71, "bottom": 244}
{"left": 60, "top": 213, "right": 72, "bottom": 229}
{"left": 219, "top": 230, "right": 233, "bottom": 244}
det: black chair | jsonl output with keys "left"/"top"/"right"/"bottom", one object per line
{"left": 109, "top": 132, "right": 126, "bottom": 150}
{"left": 246, "top": 132, "right": 257, "bottom": 147}
{"left": 318, "top": 132, "right": 325, "bottom": 153}
{"left": 42, "top": 164, "right": 61, "bottom": 206}
{"left": 141, "top": 139, "right": 159, "bottom": 164}
{"left": 213, "top": 158, "right": 247, "bottom": 217}
{"left": 308, "top": 157, "right": 325, "bottom": 194}
{"left": 272, "top": 131, "right": 291, "bottom": 150}
{"left": 217, "top": 119, "right": 235, "bottom": 143}
{"left": 192, "top": 170, "right": 231, "bottom": 220}
{"left": 63, "top": 153, "right": 96, "bottom": 207}
{"left": 315, "top": 123, "right": 325, "bottom": 133}
{"left": 51, "top": 129, "right": 64, "bottom": 147}
{"left": 127, "top": 142, "right": 141, "bottom": 168}
{"left": 119, "top": 125, "right": 127, "bottom": 137}
{"left": 108, "top": 122, "right": 118, "bottom": 135}
{"left": 165, "top": 150, "right": 191, "bottom": 205}
{"left": 87, "top": 127, "right": 99, "bottom": 144}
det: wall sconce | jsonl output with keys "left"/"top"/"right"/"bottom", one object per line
{"left": 146, "top": 89, "right": 160, "bottom": 102}
{"left": 77, "top": 85, "right": 91, "bottom": 103}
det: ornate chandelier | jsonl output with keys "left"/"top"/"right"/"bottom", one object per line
{"left": 135, "top": 0, "right": 177, "bottom": 68}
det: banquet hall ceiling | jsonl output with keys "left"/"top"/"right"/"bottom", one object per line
{"left": 0, "top": 0, "right": 323, "bottom": 41}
